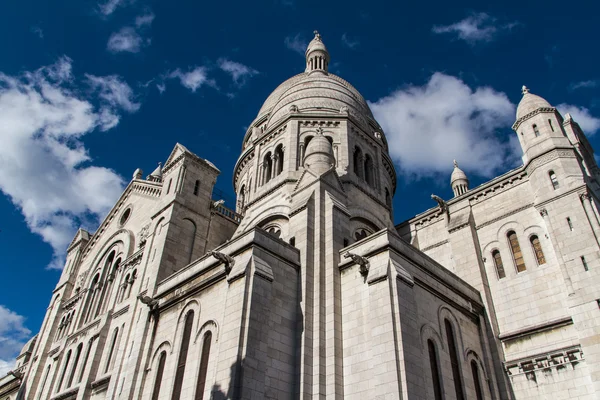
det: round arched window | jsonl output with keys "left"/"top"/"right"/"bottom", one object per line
{"left": 119, "top": 207, "right": 132, "bottom": 226}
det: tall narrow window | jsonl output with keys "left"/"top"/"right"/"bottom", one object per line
{"left": 67, "top": 343, "right": 83, "bottom": 388}
{"left": 238, "top": 184, "right": 246, "bottom": 212}
{"left": 549, "top": 170, "right": 559, "bottom": 189}
{"left": 193, "top": 180, "right": 200, "bottom": 196}
{"left": 385, "top": 188, "right": 391, "bottom": 208}
{"left": 364, "top": 154, "right": 374, "bottom": 187}
{"left": 151, "top": 351, "right": 167, "bottom": 400}
{"left": 582, "top": 256, "right": 589, "bottom": 271}
{"left": 533, "top": 124, "right": 540, "bottom": 137}
{"left": 194, "top": 332, "right": 213, "bottom": 400}
{"left": 167, "top": 179, "right": 172, "bottom": 194}
{"left": 353, "top": 147, "right": 363, "bottom": 178}
{"left": 471, "top": 360, "right": 484, "bottom": 400}
{"left": 508, "top": 231, "right": 526, "bottom": 272}
{"left": 427, "top": 339, "right": 443, "bottom": 400}
{"left": 492, "top": 250, "right": 506, "bottom": 279}
{"left": 37, "top": 364, "right": 51, "bottom": 400}
{"left": 263, "top": 153, "right": 273, "bottom": 184}
{"left": 275, "top": 145, "right": 284, "bottom": 176}
{"left": 56, "top": 350, "right": 72, "bottom": 393}
{"left": 105, "top": 328, "right": 119, "bottom": 373}
{"left": 83, "top": 274, "right": 100, "bottom": 324}
{"left": 567, "top": 217, "right": 574, "bottom": 231}
{"left": 78, "top": 338, "right": 95, "bottom": 383}
{"left": 548, "top": 119, "right": 555, "bottom": 132}
{"left": 172, "top": 310, "right": 194, "bottom": 400}
{"left": 530, "top": 235, "right": 546, "bottom": 265}
{"left": 445, "top": 319, "right": 465, "bottom": 400}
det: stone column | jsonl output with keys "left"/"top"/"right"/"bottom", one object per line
{"left": 580, "top": 193, "right": 600, "bottom": 247}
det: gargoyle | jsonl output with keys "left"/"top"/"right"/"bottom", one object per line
{"left": 431, "top": 194, "right": 449, "bottom": 217}
{"left": 210, "top": 251, "right": 235, "bottom": 274}
{"left": 343, "top": 252, "right": 369, "bottom": 277}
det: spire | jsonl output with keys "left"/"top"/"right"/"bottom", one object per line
{"left": 305, "top": 31, "right": 329, "bottom": 74}
{"left": 450, "top": 160, "right": 469, "bottom": 197}
{"left": 147, "top": 162, "right": 163, "bottom": 182}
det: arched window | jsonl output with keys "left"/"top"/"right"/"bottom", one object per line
{"left": 353, "top": 147, "right": 363, "bottom": 178}
{"left": 193, "top": 180, "right": 200, "bottom": 196}
{"left": 364, "top": 154, "right": 374, "bottom": 187}
{"left": 492, "top": 250, "right": 506, "bottom": 279}
{"left": 385, "top": 188, "right": 391, "bottom": 208}
{"left": 96, "top": 253, "right": 118, "bottom": 317}
{"left": 445, "top": 319, "right": 464, "bottom": 400}
{"left": 533, "top": 124, "right": 540, "bottom": 137}
{"left": 118, "top": 274, "right": 130, "bottom": 303}
{"left": 172, "top": 310, "right": 194, "bottom": 400}
{"left": 262, "top": 152, "right": 273, "bottom": 185}
{"left": 167, "top": 179, "right": 172, "bottom": 194}
{"left": 77, "top": 337, "right": 95, "bottom": 383}
{"left": 66, "top": 343, "right": 83, "bottom": 388}
{"left": 37, "top": 364, "right": 51, "bottom": 400}
{"left": 471, "top": 360, "right": 484, "bottom": 400}
{"left": 507, "top": 231, "right": 526, "bottom": 272}
{"left": 275, "top": 144, "right": 284, "bottom": 176}
{"left": 530, "top": 235, "right": 545, "bottom": 265}
{"left": 56, "top": 350, "right": 72, "bottom": 393}
{"left": 238, "top": 184, "right": 246, "bottom": 213}
{"left": 549, "top": 170, "right": 559, "bottom": 189}
{"left": 126, "top": 269, "right": 137, "bottom": 299}
{"left": 194, "top": 331, "right": 213, "bottom": 400}
{"left": 183, "top": 219, "right": 197, "bottom": 265}
{"left": 151, "top": 351, "right": 167, "bottom": 400}
{"left": 83, "top": 274, "right": 100, "bottom": 324}
{"left": 104, "top": 328, "right": 119, "bottom": 373}
{"left": 427, "top": 339, "right": 443, "bottom": 400}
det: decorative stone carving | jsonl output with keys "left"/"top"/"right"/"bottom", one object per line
{"left": 539, "top": 208, "right": 548, "bottom": 217}
{"left": 289, "top": 104, "right": 299, "bottom": 113}
{"left": 343, "top": 252, "right": 369, "bottom": 277}
{"left": 431, "top": 194, "right": 449, "bottom": 218}
{"left": 138, "top": 223, "right": 150, "bottom": 247}
{"left": 210, "top": 251, "right": 235, "bottom": 274}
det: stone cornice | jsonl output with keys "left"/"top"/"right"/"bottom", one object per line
{"left": 499, "top": 316, "right": 573, "bottom": 342}
{"left": 512, "top": 107, "right": 556, "bottom": 130}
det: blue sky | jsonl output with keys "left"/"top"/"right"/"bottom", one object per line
{"left": 0, "top": 0, "right": 599, "bottom": 372}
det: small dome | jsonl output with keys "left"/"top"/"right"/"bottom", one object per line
{"left": 450, "top": 160, "right": 468, "bottom": 184}
{"left": 306, "top": 31, "right": 328, "bottom": 56}
{"left": 516, "top": 86, "right": 552, "bottom": 120}
{"left": 303, "top": 129, "right": 334, "bottom": 174}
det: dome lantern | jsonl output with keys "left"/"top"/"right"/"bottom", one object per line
{"left": 305, "top": 31, "right": 329, "bottom": 74}
{"left": 450, "top": 160, "right": 469, "bottom": 197}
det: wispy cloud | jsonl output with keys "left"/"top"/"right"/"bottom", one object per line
{"left": 0, "top": 305, "right": 31, "bottom": 375}
{"left": 107, "top": 12, "right": 154, "bottom": 54}
{"left": 169, "top": 67, "right": 216, "bottom": 92}
{"left": 285, "top": 33, "right": 307, "bottom": 56}
{"left": 218, "top": 59, "right": 258, "bottom": 86}
{"left": 433, "top": 12, "right": 519, "bottom": 45}
{"left": 98, "top": 0, "right": 126, "bottom": 16}
{"left": 370, "top": 73, "right": 518, "bottom": 179}
{"left": 31, "top": 26, "right": 44, "bottom": 39}
{"left": 569, "top": 80, "right": 599, "bottom": 91}
{"left": 341, "top": 33, "right": 359, "bottom": 49}
{"left": 557, "top": 104, "right": 600, "bottom": 134}
{"left": 0, "top": 57, "right": 134, "bottom": 268}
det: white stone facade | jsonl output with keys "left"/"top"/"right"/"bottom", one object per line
{"left": 3, "top": 35, "right": 599, "bottom": 400}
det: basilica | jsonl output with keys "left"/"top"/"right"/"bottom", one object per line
{"left": 1, "top": 32, "right": 599, "bottom": 399}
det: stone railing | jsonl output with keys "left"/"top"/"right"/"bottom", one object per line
{"left": 213, "top": 203, "right": 242, "bottom": 223}
{"left": 131, "top": 180, "right": 162, "bottom": 197}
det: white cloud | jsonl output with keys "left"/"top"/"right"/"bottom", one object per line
{"left": 369, "top": 72, "right": 517, "bottom": 179}
{"left": 156, "top": 82, "right": 166, "bottom": 94}
{"left": 341, "top": 33, "right": 359, "bottom": 49}
{"left": 569, "top": 80, "right": 599, "bottom": 91}
{"left": 557, "top": 104, "right": 600, "bottom": 135}
{"left": 135, "top": 12, "right": 155, "bottom": 28}
{"left": 0, "top": 305, "right": 31, "bottom": 375}
{"left": 0, "top": 57, "right": 133, "bottom": 269}
{"left": 169, "top": 67, "right": 215, "bottom": 92}
{"left": 433, "top": 12, "right": 518, "bottom": 45}
{"left": 218, "top": 59, "right": 258, "bottom": 85}
{"left": 86, "top": 74, "right": 141, "bottom": 113}
{"left": 99, "top": 0, "right": 125, "bottom": 15}
{"left": 284, "top": 34, "right": 307, "bottom": 56}
{"left": 107, "top": 27, "right": 144, "bottom": 53}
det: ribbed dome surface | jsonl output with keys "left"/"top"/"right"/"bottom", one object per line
{"left": 255, "top": 72, "right": 374, "bottom": 128}
{"left": 516, "top": 91, "right": 552, "bottom": 120}
{"left": 450, "top": 165, "right": 468, "bottom": 184}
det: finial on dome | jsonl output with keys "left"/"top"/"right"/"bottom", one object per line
{"left": 453, "top": 159, "right": 458, "bottom": 168}
{"left": 522, "top": 85, "right": 530, "bottom": 95}
{"left": 450, "top": 160, "right": 469, "bottom": 198}
{"left": 305, "top": 30, "right": 329, "bottom": 74}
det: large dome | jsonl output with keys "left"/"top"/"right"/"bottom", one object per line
{"left": 254, "top": 32, "right": 375, "bottom": 130}
{"left": 256, "top": 72, "right": 374, "bottom": 128}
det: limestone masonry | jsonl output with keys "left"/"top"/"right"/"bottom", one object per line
{"left": 2, "top": 32, "right": 599, "bottom": 399}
